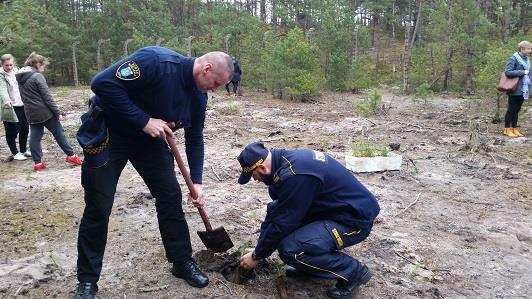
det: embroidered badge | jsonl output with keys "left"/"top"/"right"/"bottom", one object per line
{"left": 115, "top": 61, "right": 140, "bottom": 80}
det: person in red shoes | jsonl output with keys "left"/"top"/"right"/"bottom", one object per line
{"left": 16, "top": 52, "right": 82, "bottom": 171}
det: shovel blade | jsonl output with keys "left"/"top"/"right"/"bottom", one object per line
{"left": 197, "top": 226, "right": 234, "bottom": 253}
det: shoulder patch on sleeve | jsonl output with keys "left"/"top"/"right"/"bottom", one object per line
{"left": 115, "top": 61, "right": 140, "bottom": 80}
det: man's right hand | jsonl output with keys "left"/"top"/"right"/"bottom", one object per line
{"left": 3, "top": 100, "right": 12, "bottom": 108}
{"left": 142, "top": 118, "right": 173, "bottom": 139}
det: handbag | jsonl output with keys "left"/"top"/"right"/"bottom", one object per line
{"left": 1, "top": 105, "right": 18, "bottom": 122}
{"left": 496, "top": 72, "right": 519, "bottom": 92}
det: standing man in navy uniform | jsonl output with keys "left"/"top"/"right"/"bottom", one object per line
{"left": 73, "top": 46, "right": 233, "bottom": 299}
{"left": 238, "top": 142, "right": 380, "bottom": 299}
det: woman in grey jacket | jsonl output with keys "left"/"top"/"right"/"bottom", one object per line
{"left": 503, "top": 40, "right": 531, "bottom": 137}
{"left": 16, "top": 52, "right": 82, "bottom": 171}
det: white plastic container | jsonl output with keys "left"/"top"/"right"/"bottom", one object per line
{"left": 345, "top": 152, "right": 402, "bottom": 173}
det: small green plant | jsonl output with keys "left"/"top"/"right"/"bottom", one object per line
{"left": 220, "top": 102, "right": 240, "bottom": 115}
{"left": 249, "top": 209, "right": 260, "bottom": 220}
{"left": 237, "top": 240, "right": 253, "bottom": 257}
{"left": 269, "top": 260, "right": 286, "bottom": 278}
{"left": 353, "top": 89, "right": 382, "bottom": 116}
{"left": 412, "top": 83, "right": 434, "bottom": 104}
{"left": 351, "top": 142, "right": 389, "bottom": 157}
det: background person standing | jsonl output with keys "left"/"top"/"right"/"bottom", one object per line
{"left": 225, "top": 57, "right": 242, "bottom": 96}
{"left": 0, "top": 54, "right": 29, "bottom": 161}
{"left": 503, "top": 40, "right": 531, "bottom": 137}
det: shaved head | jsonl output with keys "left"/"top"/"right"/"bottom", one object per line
{"left": 193, "top": 51, "right": 234, "bottom": 92}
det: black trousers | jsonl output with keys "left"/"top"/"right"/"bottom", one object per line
{"left": 3, "top": 106, "right": 29, "bottom": 155}
{"left": 225, "top": 80, "right": 239, "bottom": 94}
{"left": 504, "top": 95, "right": 525, "bottom": 128}
{"left": 76, "top": 132, "right": 192, "bottom": 283}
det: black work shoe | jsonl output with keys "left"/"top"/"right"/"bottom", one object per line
{"left": 285, "top": 266, "right": 311, "bottom": 278}
{"left": 172, "top": 259, "right": 209, "bottom": 288}
{"left": 73, "top": 282, "right": 98, "bottom": 299}
{"left": 326, "top": 264, "right": 372, "bottom": 299}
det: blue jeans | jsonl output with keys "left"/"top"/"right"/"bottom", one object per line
{"left": 30, "top": 117, "right": 75, "bottom": 163}
{"left": 277, "top": 220, "right": 372, "bottom": 282}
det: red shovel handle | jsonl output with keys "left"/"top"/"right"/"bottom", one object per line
{"left": 165, "top": 131, "right": 213, "bottom": 231}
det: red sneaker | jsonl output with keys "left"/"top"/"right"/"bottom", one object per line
{"left": 34, "top": 162, "right": 47, "bottom": 172}
{"left": 65, "top": 154, "right": 82, "bottom": 166}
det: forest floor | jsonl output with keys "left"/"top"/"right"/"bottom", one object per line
{"left": 0, "top": 86, "right": 531, "bottom": 299}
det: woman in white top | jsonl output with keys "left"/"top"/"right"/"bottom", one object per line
{"left": 0, "top": 54, "right": 30, "bottom": 160}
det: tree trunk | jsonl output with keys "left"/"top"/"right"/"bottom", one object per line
{"left": 72, "top": 41, "right": 80, "bottom": 86}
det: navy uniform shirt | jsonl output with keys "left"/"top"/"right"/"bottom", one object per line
{"left": 254, "top": 149, "right": 380, "bottom": 259}
{"left": 90, "top": 46, "right": 207, "bottom": 183}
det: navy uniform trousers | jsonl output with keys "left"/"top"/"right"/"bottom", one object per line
{"left": 277, "top": 220, "right": 372, "bottom": 282}
{"left": 77, "top": 132, "right": 192, "bottom": 283}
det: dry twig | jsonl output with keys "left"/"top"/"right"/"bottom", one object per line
{"left": 397, "top": 192, "right": 422, "bottom": 215}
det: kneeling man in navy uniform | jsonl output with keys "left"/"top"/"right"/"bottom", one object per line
{"left": 238, "top": 142, "right": 380, "bottom": 299}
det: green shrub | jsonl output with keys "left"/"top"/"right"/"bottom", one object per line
{"left": 412, "top": 83, "right": 434, "bottom": 104}
{"left": 351, "top": 141, "right": 389, "bottom": 157}
{"left": 353, "top": 89, "right": 382, "bottom": 116}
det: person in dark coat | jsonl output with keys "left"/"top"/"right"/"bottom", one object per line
{"left": 237, "top": 142, "right": 380, "bottom": 299}
{"left": 16, "top": 52, "right": 82, "bottom": 171}
{"left": 225, "top": 57, "right": 242, "bottom": 96}
{"left": 503, "top": 40, "right": 531, "bottom": 137}
{"left": 73, "top": 46, "right": 233, "bottom": 299}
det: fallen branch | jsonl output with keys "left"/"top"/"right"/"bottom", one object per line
{"left": 211, "top": 165, "right": 223, "bottom": 181}
{"left": 394, "top": 250, "right": 452, "bottom": 272}
{"left": 139, "top": 285, "right": 168, "bottom": 292}
{"left": 397, "top": 192, "right": 421, "bottom": 215}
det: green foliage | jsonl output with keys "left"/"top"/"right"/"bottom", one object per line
{"left": 351, "top": 60, "right": 373, "bottom": 93}
{"left": 353, "top": 89, "right": 382, "bottom": 116}
{"left": 263, "top": 28, "right": 321, "bottom": 101}
{"left": 412, "top": 83, "right": 434, "bottom": 104}
{"left": 237, "top": 240, "right": 253, "bottom": 258}
{"left": 351, "top": 142, "right": 390, "bottom": 158}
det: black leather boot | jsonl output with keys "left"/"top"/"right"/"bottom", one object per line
{"left": 326, "top": 264, "right": 372, "bottom": 299}
{"left": 172, "top": 259, "right": 209, "bottom": 288}
{"left": 285, "top": 265, "right": 312, "bottom": 278}
{"left": 73, "top": 282, "right": 98, "bottom": 299}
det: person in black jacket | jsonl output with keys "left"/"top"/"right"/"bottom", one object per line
{"left": 73, "top": 46, "right": 233, "bottom": 299}
{"left": 237, "top": 142, "right": 380, "bottom": 299}
{"left": 503, "top": 40, "right": 531, "bottom": 137}
{"left": 225, "top": 57, "right": 242, "bottom": 96}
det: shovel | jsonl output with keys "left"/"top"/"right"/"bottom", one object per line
{"left": 165, "top": 131, "right": 234, "bottom": 253}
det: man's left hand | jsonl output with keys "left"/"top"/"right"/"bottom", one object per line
{"left": 187, "top": 184, "right": 205, "bottom": 208}
{"left": 240, "top": 252, "right": 258, "bottom": 270}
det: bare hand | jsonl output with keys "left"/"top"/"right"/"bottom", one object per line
{"left": 58, "top": 114, "right": 63, "bottom": 121}
{"left": 240, "top": 252, "right": 258, "bottom": 270}
{"left": 3, "top": 101, "right": 12, "bottom": 108}
{"left": 187, "top": 183, "right": 205, "bottom": 208}
{"left": 142, "top": 118, "right": 173, "bottom": 139}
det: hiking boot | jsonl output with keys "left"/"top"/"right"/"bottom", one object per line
{"left": 23, "top": 151, "right": 32, "bottom": 157}
{"left": 66, "top": 154, "right": 82, "bottom": 166}
{"left": 326, "top": 264, "right": 372, "bottom": 299}
{"left": 13, "top": 152, "right": 27, "bottom": 161}
{"left": 512, "top": 128, "right": 524, "bottom": 137}
{"left": 73, "top": 282, "right": 98, "bottom": 299}
{"left": 172, "top": 259, "right": 209, "bottom": 288}
{"left": 503, "top": 128, "right": 517, "bottom": 137}
{"left": 34, "top": 162, "right": 47, "bottom": 172}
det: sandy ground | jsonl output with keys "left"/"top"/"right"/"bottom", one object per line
{"left": 0, "top": 86, "right": 531, "bottom": 299}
